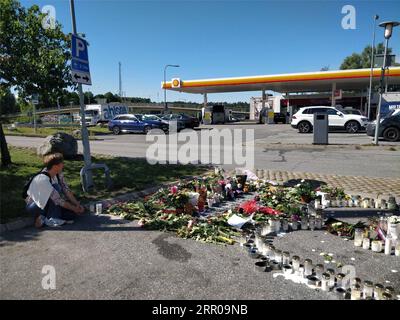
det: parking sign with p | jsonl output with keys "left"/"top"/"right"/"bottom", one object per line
{"left": 71, "top": 34, "right": 92, "bottom": 85}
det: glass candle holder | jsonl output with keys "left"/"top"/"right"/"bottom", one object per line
{"left": 351, "top": 284, "right": 362, "bottom": 300}
{"left": 282, "top": 220, "right": 289, "bottom": 232}
{"left": 362, "top": 238, "right": 371, "bottom": 250}
{"left": 395, "top": 241, "right": 400, "bottom": 257}
{"left": 371, "top": 240, "right": 383, "bottom": 252}
{"left": 290, "top": 221, "right": 298, "bottom": 231}
{"left": 382, "top": 293, "right": 392, "bottom": 300}
{"left": 326, "top": 269, "right": 336, "bottom": 288}
{"left": 291, "top": 256, "right": 300, "bottom": 272}
{"left": 301, "top": 217, "right": 309, "bottom": 230}
{"left": 385, "top": 286, "right": 395, "bottom": 296}
{"left": 274, "top": 250, "right": 283, "bottom": 265}
{"left": 315, "top": 264, "right": 324, "bottom": 280}
{"left": 354, "top": 228, "right": 364, "bottom": 247}
{"left": 321, "top": 273, "right": 330, "bottom": 292}
{"left": 304, "top": 259, "right": 313, "bottom": 276}
{"left": 309, "top": 217, "right": 315, "bottom": 231}
{"left": 374, "top": 284, "right": 384, "bottom": 300}
{"left": 351, "top": 277, "right": 362, "bottom": 286}
{"left": 362, "top": 198, "right": 370, "bottom": 209}
{"left": 282, "top": 251, "right": 290, "bottom": 265}
{"left": 96, "top": 202, "right": 103, "bottom": 215}
{"left": 336, "top": 273, "right": 346, "bottom": 289}
{"left": 363, "top": 281, "right": 374, "bottom": 299}
{"left": 315, "top": 217, "right": 323, "bottom": 230}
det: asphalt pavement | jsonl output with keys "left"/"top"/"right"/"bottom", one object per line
{"left": 1, "top": 209, "right": 399, "bottom": 300}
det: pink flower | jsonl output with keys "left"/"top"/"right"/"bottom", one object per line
{"left": 170, "top": 186, "right": 178, "bottom": 194}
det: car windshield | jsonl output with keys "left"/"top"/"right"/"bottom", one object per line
{"left": 143, "top": 115, "right": 160, "bottom": 121}
{"left": 384, "top": 109, "right": 400, "bottom": 118}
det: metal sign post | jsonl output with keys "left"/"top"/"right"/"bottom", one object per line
{"left": 31, "top": 94, "right": 39, "bottom": 134}
{"left": 69, "top": 0, "right": 93, "bottom": 190}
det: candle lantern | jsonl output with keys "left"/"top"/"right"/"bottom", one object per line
{"left": 282, "top": 251, "right": 290, "bottom": 265}
{"left": 321, "top": 273, "right": 330, "bottom": 292}
{"left": 351, "top": 284, "right": 362, "bottom": 300}
{"left": 315, "top": 264, "right": 324, "bottom": 280}
{"left": 354, "top": 228, "right": 364, "bottom": 247}
{"left": 371, "top": 240, "right": 383, "bottom": 252}
{"left": 304, "top": 259, "right": 313, "bottom": 276}
{"left": 291, "top": 256, "right": 300, "bottom": 272}
{"left": 309, "top": 217, "right": 315, "bottom": 231}
{"left": 274, "top": 250, "right": 283, "bottom": 265}
{"left": 362, "top": 238, "right": 371, "bottom": 250}
{"left": 374, "top": 284, "right": 384, "bottom": 300}
{"left": 301, "top": 216, "right": 309, "bottom": 230}
{"left": 363, "top": 281, "right": 374, "bottom": 299}
{"left": 326, "top": 269, "right": 336, "bottom": 288}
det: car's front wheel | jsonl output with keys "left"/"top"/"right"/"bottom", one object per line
{"left": 298, "top": 121, "right": 312, "bottom": 133}
{"left": 112, "top": 126, "right": 121, "bottom": 135}
{"left": 345, "top": 121, "right": 360, "bottom": 133}
{"left": 383, "top": 127, "right": 400, "bottom": 142}
{"left": 143, "top": 126, "right": 150, "bottom": 134}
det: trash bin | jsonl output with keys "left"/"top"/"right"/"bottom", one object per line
{"left": 313, "top": 113, "right": 328, "bottom": 145}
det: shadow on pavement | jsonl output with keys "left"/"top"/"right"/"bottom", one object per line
{"left": 0, "top": 213, "right": 144, "bottom": 247}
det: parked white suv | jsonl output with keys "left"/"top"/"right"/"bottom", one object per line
{"left": 291, "top": 106, "right": 369, "bottom": 133}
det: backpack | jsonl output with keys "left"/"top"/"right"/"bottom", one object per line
{"left": 22, "top": 169, "right": 60, "bottom": 199}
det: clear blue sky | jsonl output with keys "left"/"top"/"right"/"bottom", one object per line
{"left": 21, "top": 0, "right": 400, "bottom": 103}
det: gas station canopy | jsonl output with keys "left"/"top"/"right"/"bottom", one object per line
{"left": 162, "top": 67, "right": 400, "bottom": 94}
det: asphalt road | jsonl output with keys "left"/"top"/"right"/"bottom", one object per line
{"left": 6, "top": 124, "right": 400, "bottom": 178}
{"left": 1, "top": 209, "right": 399, "bottom": 300}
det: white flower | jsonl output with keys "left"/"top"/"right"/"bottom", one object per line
{"left": 301, "top": 179, "right": 305, "bottom": 183}
{"left": 295, "top": 184, "right": 301, "bottom": 187}
{"left": 228, "top": 209, "right": 232, "bottom": 214}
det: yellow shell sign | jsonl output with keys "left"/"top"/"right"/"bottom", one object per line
{"left": 171, "top": 78, "right": 181, "bottom": 88}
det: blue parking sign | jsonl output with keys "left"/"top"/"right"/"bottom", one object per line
{"left": 71, "top": 34, "right": 92, "bottom": 85}
{"left": 72, "top": 34, "right": 88, "bottom": 62}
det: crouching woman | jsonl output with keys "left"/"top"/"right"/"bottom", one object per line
{"left": 25, "top": 153, "right": 85, "bottom": 228}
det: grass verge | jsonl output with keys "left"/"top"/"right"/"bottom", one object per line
{"left": 0, "top": 146, "right": 208, "bottom": 224}
{"left": 3, "top": 125, "right": 110, "bottom": 139}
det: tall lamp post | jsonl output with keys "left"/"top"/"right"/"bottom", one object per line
{"left": 374, "top": 21, "right": 399, "bottom": 145}
{"left": 164, "top": 64, "right": 180, "bottom": 113}
{"left": 367, "top": 15, "right": 379, "bottom": 120}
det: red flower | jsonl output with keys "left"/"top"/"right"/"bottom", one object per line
{"left": 258, "top": 206, "right": 282, "bottom": 216}
{"left": 239, "top": 199, "right": 259, "bottom": 215}
{"left": 162, "top": 209, "right": 176, "bottom": 214}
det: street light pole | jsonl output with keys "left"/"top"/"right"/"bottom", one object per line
{"left": 367, "top": 15, "right": 379, "bottom": 120}
{"left": 69, "top": 0, "right": 93, "bottom": 188}
{"left": 374, "top": 21, "right": 399, "bottom": 145}
{"left": 164, "top": 64, "right": 180, "bottom": 114}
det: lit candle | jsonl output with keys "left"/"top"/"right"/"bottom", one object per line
{"left": 371, "top": 240, "right": 383, "bottom": 252}
{"left": 291, "top": 255, "right": 300, "bottom": 272}
{"left": 374, "top": 284, "right": 384, "bottom": 300}
{"left": 362, "top": 238, "right": 370, "bottom": 250}
{"left": 351, "top": 284, "right": 362, "bottom": 300}
{"left": 363, "top": 281, "right": 374, "bottom": 299}
{"left": 304, "top": 259, "right": 313, "bottom": 276}
{"left": 321, "top": 273, "right": 330, "bottom": 292}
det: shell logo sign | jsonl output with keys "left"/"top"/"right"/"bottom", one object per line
{"left": 171, "top": 78, "right": 181, "bottom": 88}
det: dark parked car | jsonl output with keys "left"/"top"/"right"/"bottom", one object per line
{"left": 161, "top": 113, "right": 200, "bottom": 129}
{"left": 108, "top": 114, "right": 167, "bottom": 135}
{"left": 366, "top": 112, "right": 400, "bottom": 142}
{"left": 134, "top": 114, "right": 169, "bottom": 132}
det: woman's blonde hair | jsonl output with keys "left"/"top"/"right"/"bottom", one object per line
{"left": 43, "top": 153, "right": 64, "bottom": 170}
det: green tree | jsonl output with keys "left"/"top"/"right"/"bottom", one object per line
{"left": 84, "top": 91, "right": 95, "bottom": 104}
{"left": 0, "top": 0, "right": 72, "bottom": 108}
{"left": 0, "top": 88, "right": 18, "bottom": 115}
{"left": 340, "top": 43, "right": 399, "bottom": 69}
